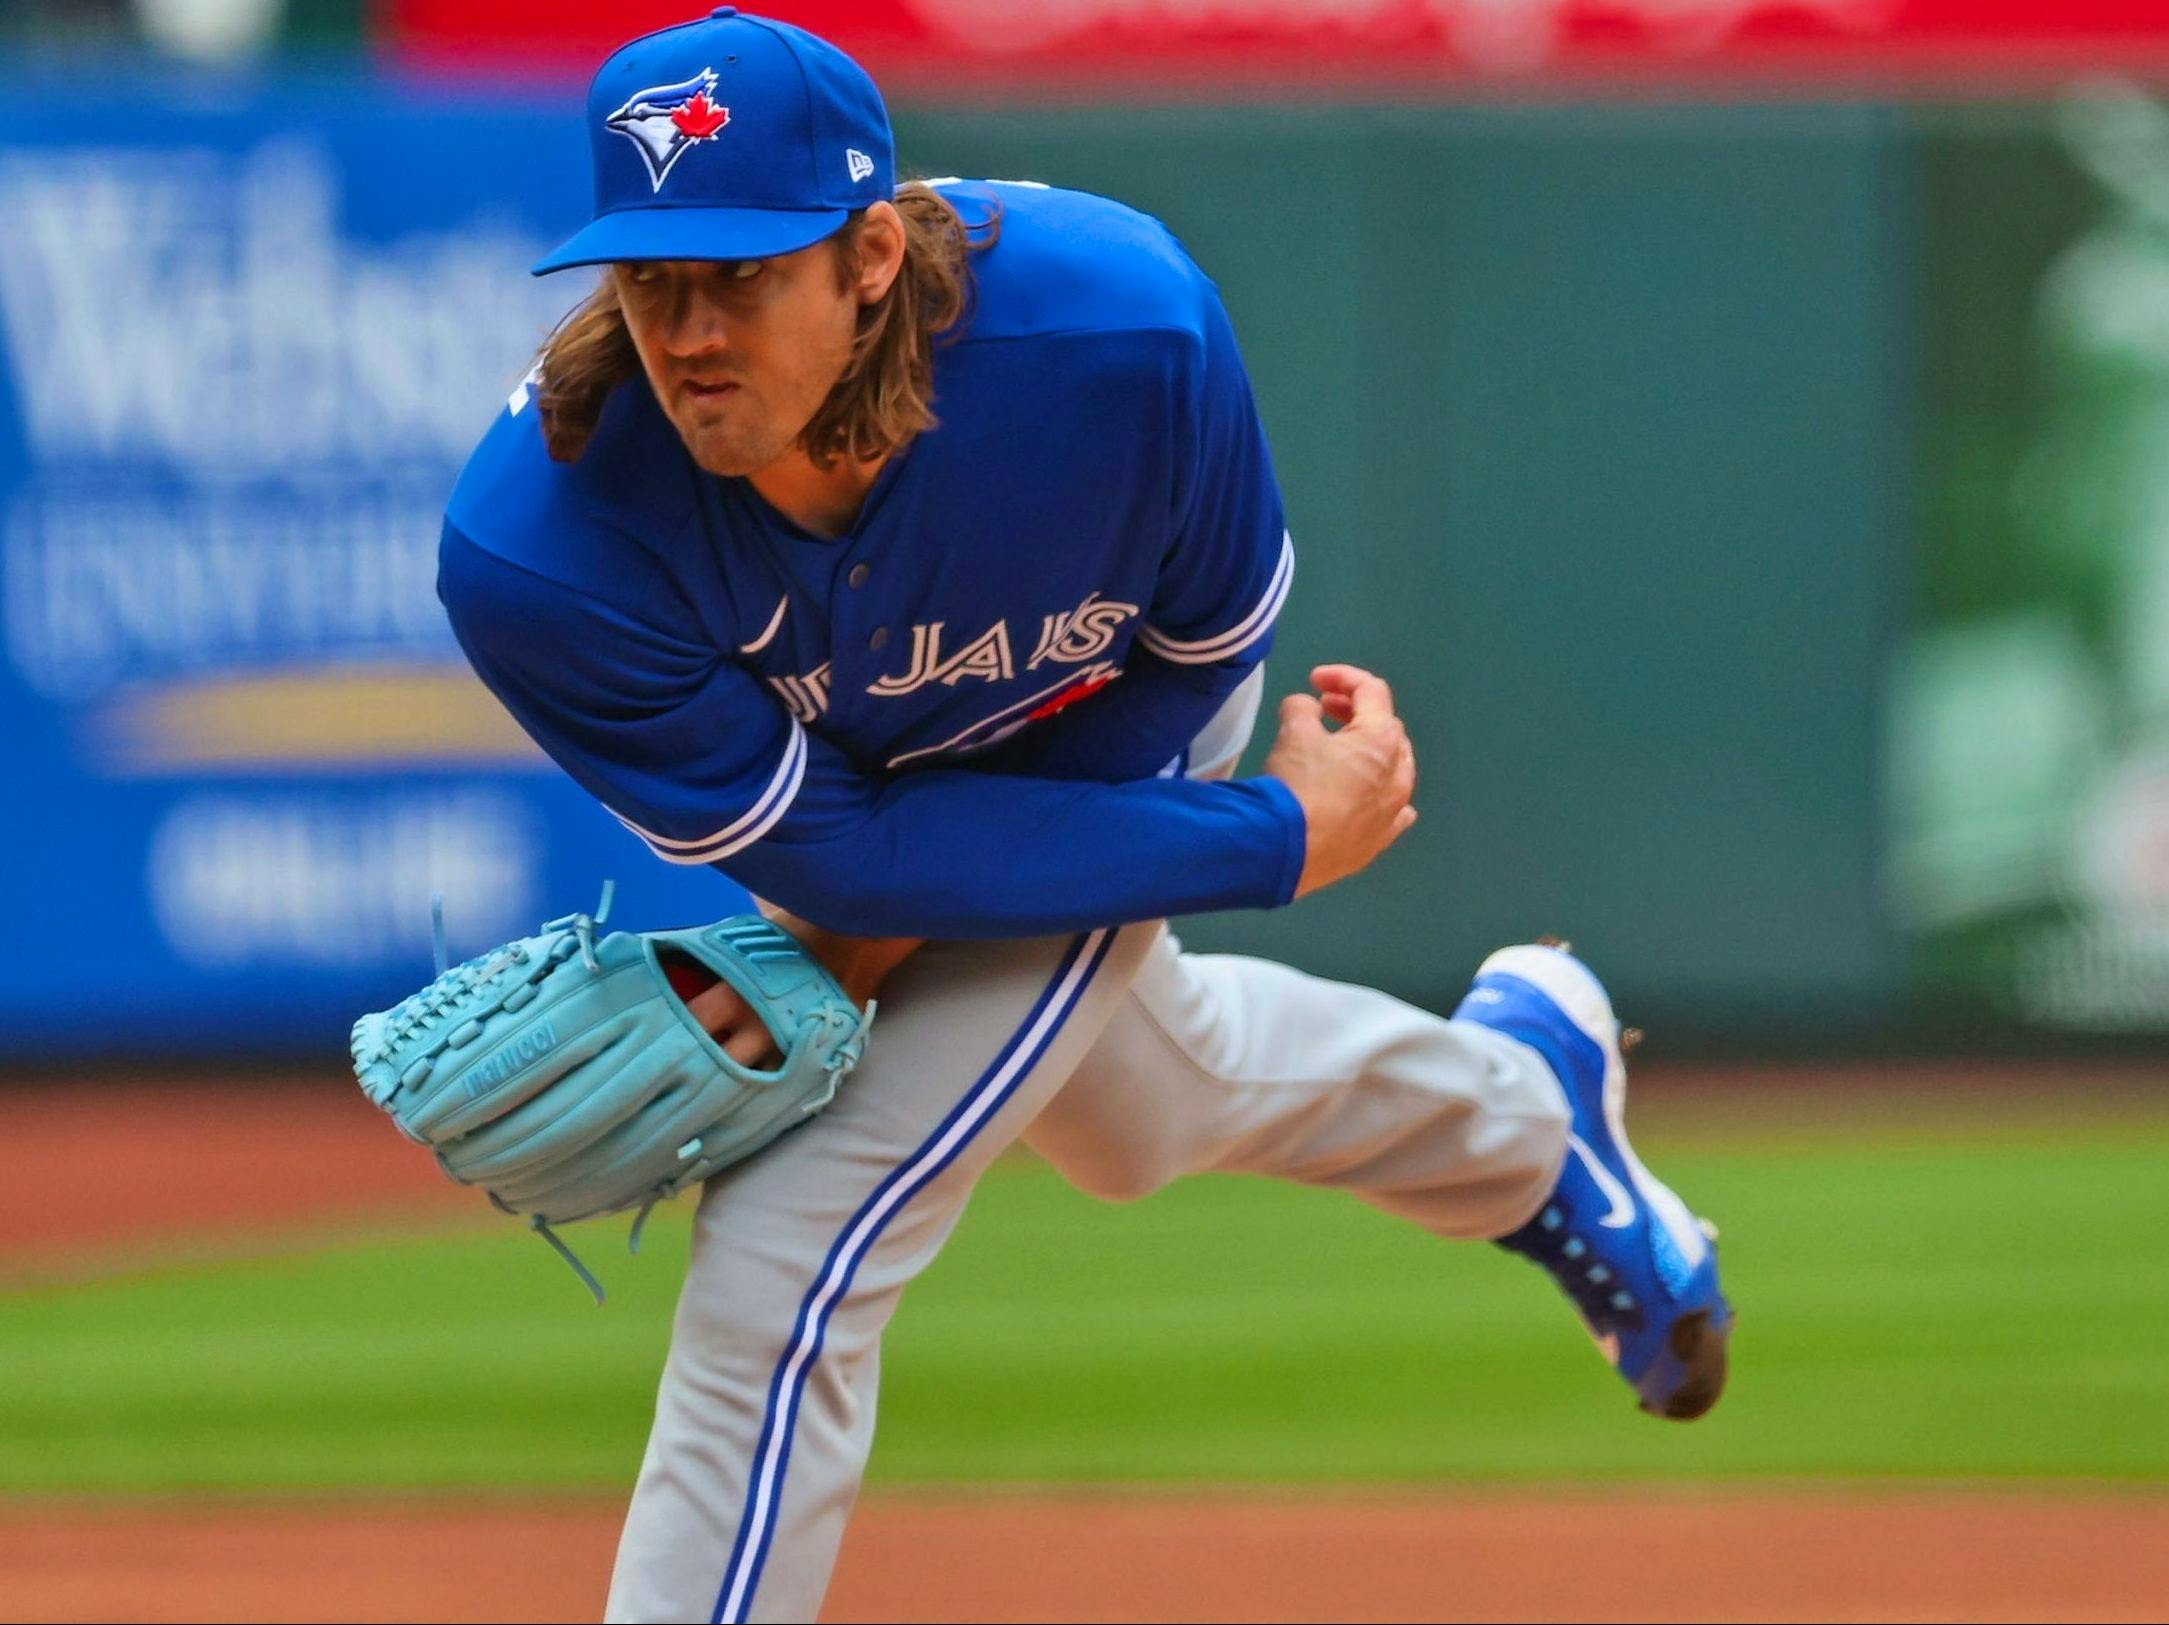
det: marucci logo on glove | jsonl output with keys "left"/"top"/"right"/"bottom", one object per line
{"left": 464, "top": 1021, "right": 559, "bottom": 1098}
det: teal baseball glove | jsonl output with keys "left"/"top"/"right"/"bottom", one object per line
{"left": 350, "top": 888, "right": 873, "bottom": 1300}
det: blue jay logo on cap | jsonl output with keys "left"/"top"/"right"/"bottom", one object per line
{"left": 605, "top": 68, "right": 732, "bottom": 193}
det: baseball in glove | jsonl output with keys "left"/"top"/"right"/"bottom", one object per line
{"left": 350, "top": 886, "right": 873, "bottom": 1300}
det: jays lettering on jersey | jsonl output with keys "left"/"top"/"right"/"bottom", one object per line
{"left": 441, "top": 182, "right": 1303, "bottom": 938}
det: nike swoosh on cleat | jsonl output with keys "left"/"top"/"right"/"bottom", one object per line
{"left": 1568, "top": 1133, "right": 1637, "bottom": 1229}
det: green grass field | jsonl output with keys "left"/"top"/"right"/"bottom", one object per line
{"left": 5, "top": 1088, "right": 2165, "bottom": 1495}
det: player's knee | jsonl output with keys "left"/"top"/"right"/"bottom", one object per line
{"left": 1050, "top": 1152, "right": 1178, "bottom": 1205}
{"left": 669, "top": 1276, "right": 776, "bottom": 1366}
{"left": 664, "top": 1235, "right": 813, "bottom": 1374}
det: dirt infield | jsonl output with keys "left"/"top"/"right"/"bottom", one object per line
{"left": 0, "top": 1077, "right": 470, "bottom": 1279}
{"left": 4, "top": 1490, "right": 2165, "bottom": 1622}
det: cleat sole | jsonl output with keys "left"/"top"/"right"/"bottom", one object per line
{"left": 1638, "top": 1308, "right": 1731, "bottom": 1421}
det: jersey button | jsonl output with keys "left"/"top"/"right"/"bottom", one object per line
{"left": 847, "top": 563, "right": 871, "bottom": 589}
{"left": 868, "top": 627, "right": 889, "bottom": 651}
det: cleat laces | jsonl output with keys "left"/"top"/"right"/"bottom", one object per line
{"left": 1505, "top": 1203, "right": 1645, "bottom": 1336}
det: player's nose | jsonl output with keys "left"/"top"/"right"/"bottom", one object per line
{"left": 660, "top": 289, "right": 733, "bottom": 359}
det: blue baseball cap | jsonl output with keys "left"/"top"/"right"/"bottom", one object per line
{"left": 533, "top": 7, "right": 895, "bottom": 276}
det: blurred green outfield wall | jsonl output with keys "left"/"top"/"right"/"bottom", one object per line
{"left": 895, "top": 104, "right": 1909, "bottom": 1038}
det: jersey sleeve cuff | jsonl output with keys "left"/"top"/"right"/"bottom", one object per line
{"left": 1252, "top": 773, "right": 1308, "bottom": 906}
{"left": 1134, "top": 531, "right": 1294, "bottom": 666}
{"left": 608, "top": 719, "right": 808, "bottom": 866}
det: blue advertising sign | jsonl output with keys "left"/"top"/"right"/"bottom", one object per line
{"left": 0, "top": 72, "right": 750, "bottom": 1050}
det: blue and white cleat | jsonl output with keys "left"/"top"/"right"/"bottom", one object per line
{"left": 1455, "top": 941, "right": 1733, "bottom": 1421}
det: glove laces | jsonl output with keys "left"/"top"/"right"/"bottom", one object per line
{"left": 380, "top": 943, "right": 529, "bottom": 1052}
{"left": 541, "top": 878, "right": 615, "bottom": 971}
{"left": 374, "top": 886, "right": 597, "bottom": 1055}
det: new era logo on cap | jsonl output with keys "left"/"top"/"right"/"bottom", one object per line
{"left": 847, "top": 148, "right": 875, "bottom": 183}
{"left": 607, "top": 67, "right": 732, "bottom": 192}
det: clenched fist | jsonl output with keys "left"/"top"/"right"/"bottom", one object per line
{"left": 1261, "top": 664, "right": 1418, "bottom": 898}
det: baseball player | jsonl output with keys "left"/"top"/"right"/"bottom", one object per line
{"left": 438, "top": 11, "right": 1734, "bottom": 1621}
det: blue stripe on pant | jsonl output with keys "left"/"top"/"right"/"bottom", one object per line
{"left": 712, "top": 926, "right": 1116, "bottom": 1623}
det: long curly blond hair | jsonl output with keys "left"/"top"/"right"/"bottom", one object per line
{"left": 532, "top": 184, "right": 993, "bottom": 467}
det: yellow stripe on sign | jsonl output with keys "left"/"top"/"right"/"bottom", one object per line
{"left": 96, "top": 665, "right": 549, "bottom": 774}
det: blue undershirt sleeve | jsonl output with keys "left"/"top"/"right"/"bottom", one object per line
{"left": 732, "top": 733, "right": 1305, "bottom": 938}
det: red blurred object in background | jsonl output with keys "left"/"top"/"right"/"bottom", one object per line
{"left": 382, "top": 0, "right": 2169, "bottom": 90}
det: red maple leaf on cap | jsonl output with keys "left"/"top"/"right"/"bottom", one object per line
{"left": 672, "top": 94, "right": 729, "bottom": 140}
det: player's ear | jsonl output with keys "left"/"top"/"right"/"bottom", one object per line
{"left": 849, "top": 200, "right": 906, "bottom": 306}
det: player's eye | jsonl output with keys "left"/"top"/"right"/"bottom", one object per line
{"left": 729, "top": 260, "right": 764, "bottom": 282}
{"left": 623, "top": 263, "right": 661, "bottom": 287}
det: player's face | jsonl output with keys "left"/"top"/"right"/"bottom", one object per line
{"left": 613, "top": 237, "right": 861, "bottom": 478}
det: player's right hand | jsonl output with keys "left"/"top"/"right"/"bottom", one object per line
{"left": 681, "top": 903, "right": 923, "bottom": 1068}
{"left": 1261, "top": 663, "right": 1418, "bottom": 899}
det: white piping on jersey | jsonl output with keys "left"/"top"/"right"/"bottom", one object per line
{"left": 1135, "top": 531, "right": 1294, "bottom": 666}
{"left": 738, "top": 594, "right": 790, "bottom": 656}
{"left": 611, "top": 718, "right": 808, "bottom": 865}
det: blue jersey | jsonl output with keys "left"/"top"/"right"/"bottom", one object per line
{"left": 440, "top": 181, "right": 1303, "bottom": 938}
